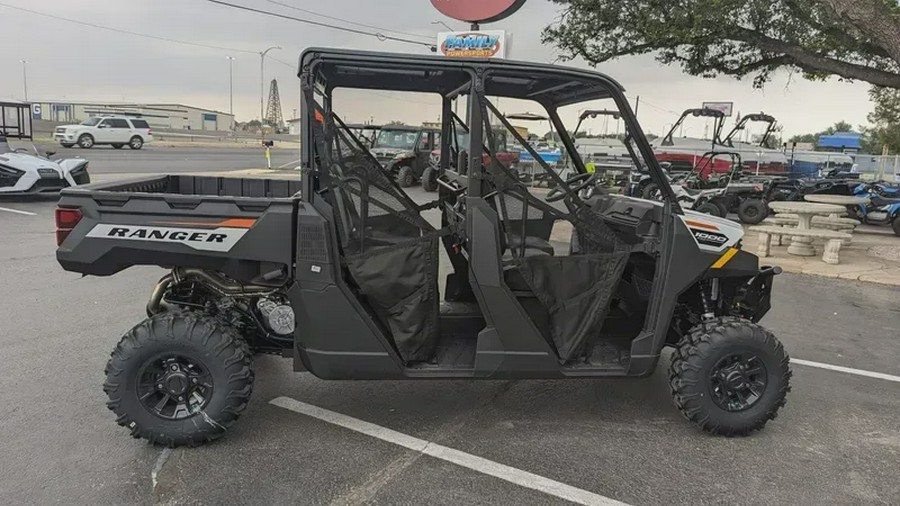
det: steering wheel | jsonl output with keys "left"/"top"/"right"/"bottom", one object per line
{"left": 546, "top": 172, "right": 597, "bottom": 202}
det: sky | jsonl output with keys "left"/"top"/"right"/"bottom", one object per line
{"left": 0, "top": 0, "right": 875, "bottom": 139}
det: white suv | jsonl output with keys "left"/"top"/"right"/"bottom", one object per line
{"left": 55, "top": 116, "right": 153, "bottom": 150}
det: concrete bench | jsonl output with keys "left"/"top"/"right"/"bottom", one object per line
{"left": 762, "top": 215, "right": 856, "bottom": 245}
{"left": 749, "top": 225, "right": 852, "bottom": 264}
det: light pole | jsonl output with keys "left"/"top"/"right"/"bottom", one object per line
{"left": 19, "top": 60, "right": 28, "bottom": 102}
{"left": 226, "top": 56, "right": 235, "bottom": 116}
{"left": 259, "top": 46, "right": 281, "bottom": 124}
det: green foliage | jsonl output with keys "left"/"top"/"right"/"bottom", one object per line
{"left": 543, "top": 0, "right": 900, "bottom": 88}
{"left": 862, "top": 87, "right": 900, "bottom": 153}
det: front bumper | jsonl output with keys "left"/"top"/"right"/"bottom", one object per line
{"left": 54, "top": 132, "right": 77, "bottom": 143}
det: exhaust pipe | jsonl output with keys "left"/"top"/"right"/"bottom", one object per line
{"left": 146, "top": 268, "right": 277, "bottom": 317}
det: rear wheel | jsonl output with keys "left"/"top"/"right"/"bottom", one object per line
{"left": 421, "top": 165, "right": 438, "bottom": 192}
{"left": 77, "top": 134, "right": 94, "bottom": 149}
{"left": 397, "top": 165, "right": 415, "bottom": 187}
{"left": 696, "top": 202, "right": 722, "bottom": 217}
{"left": 103, "top": 311, "right": 253, "bottom": 447}
{"left": 892, "top": 214, "right": 900, "bottom": 236}
{"left": 738, "top": 199, "right": 768, "bottom": 224}
{"left": 669, "top": 317, "right": 791, "bottom": 436}
{"left": 641, "top": 182, "right": 659, "bottom": 200}
{"left": 129, "top": 136, "right": 144, "bottom": 150}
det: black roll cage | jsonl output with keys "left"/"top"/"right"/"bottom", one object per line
{"left": 722, "top": 113, "right": 778, "bottom": 149}
{"left": 297, "top": 48, "right": 679, "bottom": 210}
{"left": 661, "top": 108, "right": 726, "bottom": 150}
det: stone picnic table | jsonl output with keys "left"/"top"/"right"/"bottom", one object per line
{"left": 804, "top": 193, "right": 870, "bottom": 216}
{"left": 768, "top": 201, "right": 847, "bottom": 256}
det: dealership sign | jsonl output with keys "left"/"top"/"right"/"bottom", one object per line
{"left": 430, "top": 0, "right": 526, "bottom": 23}
{"left": 702, "top": 101, "right": 734, "bottom": 117}
{"left": 438, "top": 31, "right": 506, "bottom": 58}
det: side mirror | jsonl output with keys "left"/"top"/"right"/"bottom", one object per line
{"left": 98, "top": 124, "right": 108, "bottom": 128}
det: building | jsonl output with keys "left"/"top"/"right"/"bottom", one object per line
{"left": 30, "top": 101, "right": 235, "bottom": 131}
{"left": 287, "top": 118, "right": 301, "bottom": 136}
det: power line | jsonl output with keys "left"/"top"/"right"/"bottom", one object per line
{"left": 260, "top": 0, "right": 432, "bottom": 41}
{"left": 0, "top": 1, "right": 258, "bottom": 54}
{"left": 205, "top": 0, "right": 436, "bottom": 51}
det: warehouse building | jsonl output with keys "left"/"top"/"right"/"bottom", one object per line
{"left": 30, "top": 101, "right": 235, "bottom": 131}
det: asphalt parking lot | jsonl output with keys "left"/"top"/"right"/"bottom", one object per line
{"left": 1, "top": 179, "right": 899, "bottom": 505}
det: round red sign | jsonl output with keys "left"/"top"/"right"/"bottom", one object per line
{"left": 430, "top": 0, "right": 526, "bottom": 23}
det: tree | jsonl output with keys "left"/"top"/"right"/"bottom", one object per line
{"left": 544, "top": 0, "right": 900, "bottom": 89}
{"left": 386, "top": 120, "right": 407, "bottom": 126}
{"left": 862, "top": 87, "right": 900, "bottom": 153}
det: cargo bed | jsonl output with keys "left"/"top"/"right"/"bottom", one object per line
{"left": 56, "top": 175, "right": 311, "bottom": 282}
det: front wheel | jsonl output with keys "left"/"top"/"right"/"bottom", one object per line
{"left": 396, "top": 165, "right": 415, "bottom": 187}
{"left": 103, "top": 311, "right": 254, "bottom": 447}
{"left": 892, "top": 214, "right": 900, "bottom": 236}
{"left": 421, "top": 166, "right": 439, "bottom": 192}
{"left": 738, "top": 199, "right": 768, "bottom": 224}
{"left": 669, "top": 317, "right": 791, "bottom": 436}
{"left": 77, "top": 134, "right": 94, "bottom": 149}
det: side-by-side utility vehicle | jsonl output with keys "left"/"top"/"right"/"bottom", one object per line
{"left": 56, "top": 49, "right": 791, "bottom": 447}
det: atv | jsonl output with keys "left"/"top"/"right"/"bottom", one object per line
{"left": 853, "top": 182, "right": 900, "bottom": 235}
{"left": 370, "top": 124, "right": 441, "bottom": 187}
{"left": 56, "top": 48, "right": 791, "bottom": 447}
{"left": 0, "top": 101, "right": 90, "bottom": 195}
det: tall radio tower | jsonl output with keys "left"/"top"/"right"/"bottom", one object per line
{"left": 264, "top": 78, "right": 284, "bottom": 127}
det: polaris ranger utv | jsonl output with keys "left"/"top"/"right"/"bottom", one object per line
{"left": 55, "top": 49, "right": 791, "bottom": 447}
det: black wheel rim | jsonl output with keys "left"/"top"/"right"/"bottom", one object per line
{"left": 745, "top": 206, "right": 759, "bottom": 218}
{"left": 709, "top": 352, "right": 768, "bottom": 412}
{"left": 137, "top": 354, "right": 213, "bottom": 420}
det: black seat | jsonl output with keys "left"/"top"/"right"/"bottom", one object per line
{"left": 871, "top": 196, "right": 900, "bottom": 207}
{"left": 506, "top": 234, "right": 554, "bottom": 256}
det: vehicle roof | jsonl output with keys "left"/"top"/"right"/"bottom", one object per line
{"left": 299, "top": 48, "right": 626, "bottom": 107}
{"left": 378, "top": 124, "right": 440, "bottom": 132}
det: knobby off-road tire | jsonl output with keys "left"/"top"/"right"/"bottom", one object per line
{"left": 421, "top": 165, "right": 439, "bottom": 192}
{"left": 669, "top": 316, "right": 791, "bottom": 436}
{"left": 397, "top": 165, "right": 415, "bottom": 187}
{"left": 738, "top": 199, "right": 768, "bottom": 224}
{"left": 696, "top": 202, "right": 723, "bottom": 217}
{"left": 103, "top": 311, "right": 254, "bottom": 447}
{"left": 641, "top": 182, "right": 660, "bottom": 200}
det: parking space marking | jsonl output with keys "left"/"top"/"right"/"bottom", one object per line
{"left": 0, "top": 206, "right": 37, "bottom": 216}
{"left": 792, "top": 358, "right": 900, "bottom": 383}
{"left": 270, "top": 396, "right": 630, "bottom": 506}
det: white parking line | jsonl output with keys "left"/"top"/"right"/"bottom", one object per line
{"left": 270, "top": 396, "right": 630, "bottom": 506}
{"left": 277, "top": 159, "right": 300, "bottom": 169}
{"left": 0, "top": 206, "right": 37, "bottom": 216}
{"left": 791, "top": 358, "right": 900, "bottom": 383}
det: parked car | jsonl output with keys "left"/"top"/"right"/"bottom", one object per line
{"left": 54, "top": 116, "right": 153, "bottom": 150}
{"left": 0, "top": 101, "right": 91, "bottom": 195}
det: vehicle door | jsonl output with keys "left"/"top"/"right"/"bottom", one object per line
{"left": 107, "top": 118, "right": 132, "bottom": 143}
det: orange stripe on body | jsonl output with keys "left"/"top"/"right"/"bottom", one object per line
{"left": 152, "top": 218, "right": 257, "bottom": 229}
{"left": 684, "top": 219, "right": 719, "bottom": 231}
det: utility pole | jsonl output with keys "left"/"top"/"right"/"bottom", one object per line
{"left": 259, "top": 46, "right": 281, "bottom": 123}
{"left": 19, "top": 60, "right": 28, "bottom": 102}
{"left": 226, "top": 56, "right": 235, "bottom": 116}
